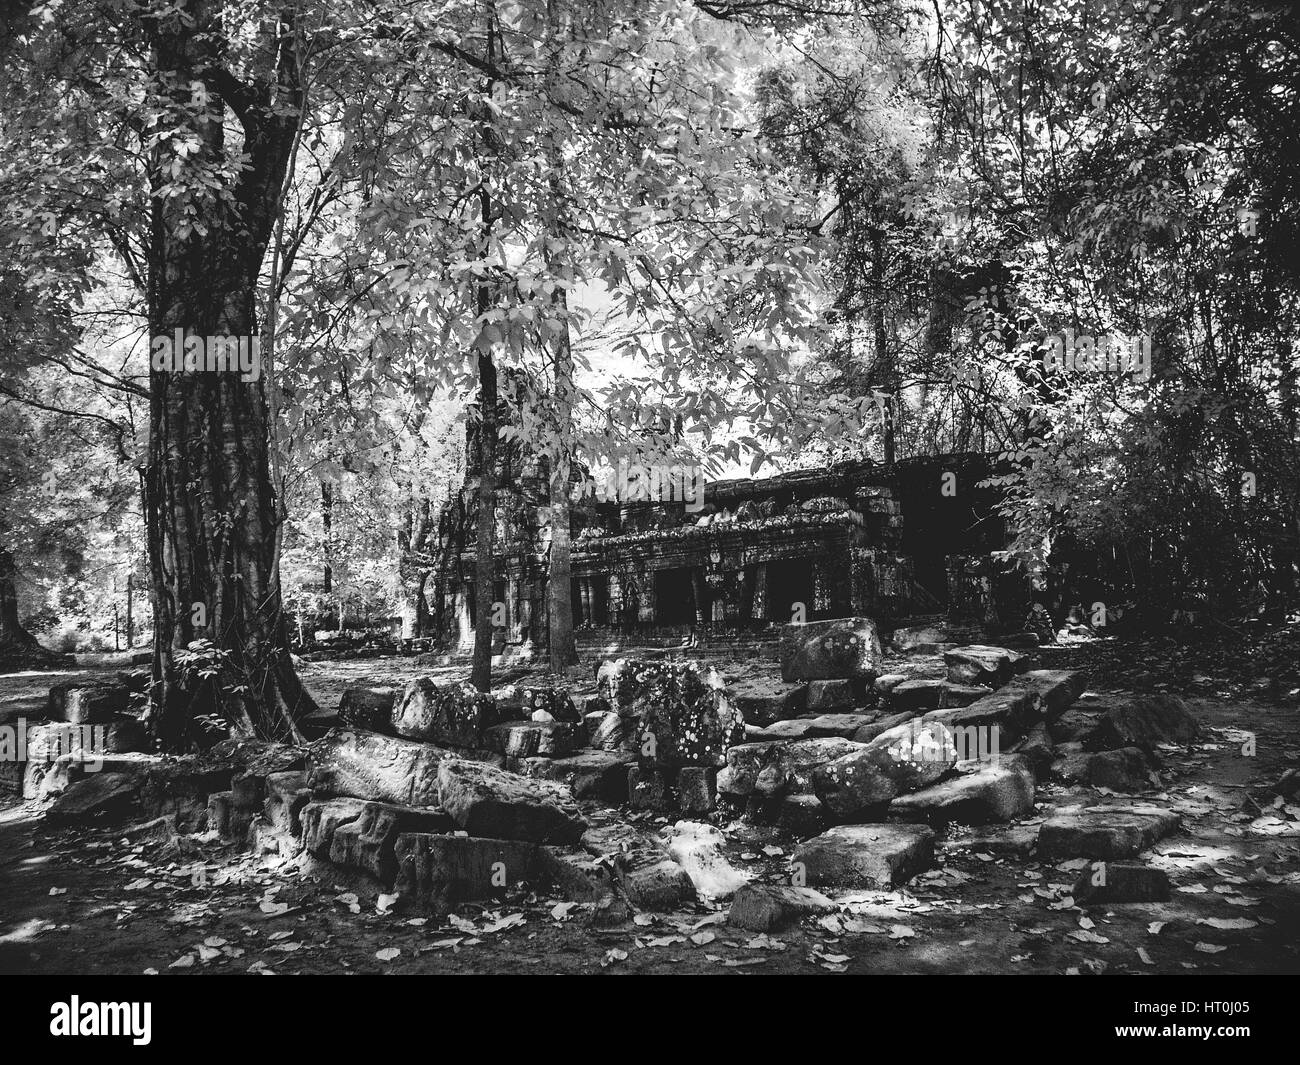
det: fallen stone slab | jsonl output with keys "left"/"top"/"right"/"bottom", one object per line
{"left": 308, "top": 728, "right": 454, "bottom": 808}
{"left": 717, "top": 737, "right": 865, "bottom": 798}
{"left": 940, "top": 683, "right": 989, "bottom": 708}
{"left": 887, "top": 678, "right": 945, "bottom": 714}
{"left": 944, "top": 645, "right": 1026, "bottom": 687}
{"left": 44, "top": 772, "right": 139, "bottom": 824}
{"left": 727, "top": 883, "right": 836, "bottom": 931}
{"left": 793, "top": 823, "right": 934, "bottom": 888}
{"left": 812, "top": 753, "right": 897, "bottom": 820}
{"left": 392, "top": 678, "right": 502, "bottom": 748}
{"left": 584, "top": 710, "right": 626, "bottom": 751}
{"left": 338, "top": 686, "right": 396, "bottom": 732}
{"left": 395, "top": 832, "right": 548, "bottom": 912}
{"left": 666, "top": 821, "right": 749, "bottom": 900}
{"left": 803, "top": 713, "right": 876, "bottom": 738}
{"left": 1088, "top": 693, "right": 1199, "bottom": 751}
{"left": 780, "top": 617, "right": 884, "bottom": 682}
{"left": 1071, "top": 860, "right": 1171, "bottom": 904}
{"left": 726, "top": 678, "right": 808, "bottom": 726}
{"left": 486, "top": 720, "right": 583, "bottom": 758}
{"left": 1009, "top": 722, "right": 1055, "bottom": 780}
{"left": 753, "top": 718, "right": 819, "bottom": 741}
{"left": 524, "top": 749, "right": 634, "bottom": 803}
{"left": 889, "top": 756, "right": 1036, "bottom": 825}
{"left": 436, "top": 759, "right": 586, "bottom": 845}
{"left": 1036, "top": 806, "right": 1180, "bottom": 860}
{"left": 806, "top": 679, "right": 856, "bottom": 712}
{"left": 924, "top": 669, "right": 1085, "bottom": 743}
{"left": 851, "top": 711, "right": 917, "bottom": 745}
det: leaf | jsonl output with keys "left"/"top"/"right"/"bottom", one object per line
{"left": 375, "top": 947, "right": 401, "bottom": 961}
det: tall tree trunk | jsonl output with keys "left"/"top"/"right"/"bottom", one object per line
{"left": 545, "top": 290, "right": 577, "bottom": 673}
{"left": 870, "top": 224, "right": 895, "bottom": 464}
{"left": 0, "top": 548, "right": 39, "bottom": 649}
{"left": 470, "top": 345, "right": 499, "bottom": 692}
{"left": 143, "top": 5, "right": 313, "bottom": 749}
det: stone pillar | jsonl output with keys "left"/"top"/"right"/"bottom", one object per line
{"left": 690, "top": 567, "right": 711, "bottom": 628}
{"left": 750, "top": 562, "right": 768, "bottom": 621}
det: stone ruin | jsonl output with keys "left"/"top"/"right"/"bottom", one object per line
{"left": 424, "top": 438, "right": 1038, "bottom": 658}
{"left": 20, "top": 614, "right": 1205, "bottom": 929}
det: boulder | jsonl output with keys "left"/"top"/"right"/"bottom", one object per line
{"left": 812, "top": 753, "right": 897, "bottom": 820}
{"left": 585, "top": 711, "right": 626, "bottom": 751}
{"left": 944, "top": 645, "right": 1026, "bottom": 687}
{"left": 1036, "top": 806, "right": 1180, "bottom": 859}
{"left": 780, "top": 617, "right": 884, "bottom": 682}
{"left": 338, "top": 686, "right": 396, "bottom": 732}
{"left": 435, "top": 759, "right": 586, "bottom": 844}
{"left": 792, "top": 823, "right": 934, "bottom": 888}
{"left": 778, "top": 793, "right": 828, "bottom": 835}
{"left": 525, "top": 750, "right": 634, "bottom": 803}
{"left": 889, "top": 756, "right": 1036, "bottom": 825}
{"left": 602, "top": 659, "right": 745, "bottom": 768}
{"left": 727, "top": 883, "right": 836, "bottom": 932}
{"left": 308, "top": 728, "right": 452, "bottom": 807}
{"left": 806, "top": 679, "right": 856, "bottom": 712}
{"left": 391, "top": 678, "right": 502, "bottom": 748}
{"left": 676, "top": 766, "right": 717, "bottom": 814}
{"left": 1089, "top": 693, "right": 1199, "bottom": 751}
{"left": 1086, "top": 747, "right": 1151, "bottom": 792}
{"left": 44, "top": 772, "right": 139, "bottom": 824}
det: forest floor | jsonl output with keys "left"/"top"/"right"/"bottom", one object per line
{"left": 1, "top": 637, "right": 1298, "bottom": 975}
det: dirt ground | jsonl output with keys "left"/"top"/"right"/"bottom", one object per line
{"left": 1, "top": 642, "right": 1298, "bottom": 975}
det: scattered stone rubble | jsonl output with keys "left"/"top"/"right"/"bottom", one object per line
{"left": 15, "top": 617, "right": 1206, "bottom": 926}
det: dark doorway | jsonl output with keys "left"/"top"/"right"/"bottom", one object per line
{"left": 765, "top": 557, "right": 815, "bottom": 621}
{"left": 654, "top": 568, "right": 696, "bottom": 625}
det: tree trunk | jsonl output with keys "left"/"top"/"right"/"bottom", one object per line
{"left": 546, "top": 290, "right": 577, "bottom": 674}
{"left": 470, "top": 347, "right": 499, "bottom": 692}
{"left": 143, "top": 6, "right": 314, "bottom": 749}
{"left": 870, "top": 224, "right": 895, "bottom": 464}
{"left": 0, "top": 548, "right": 40, "bottom": 649}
